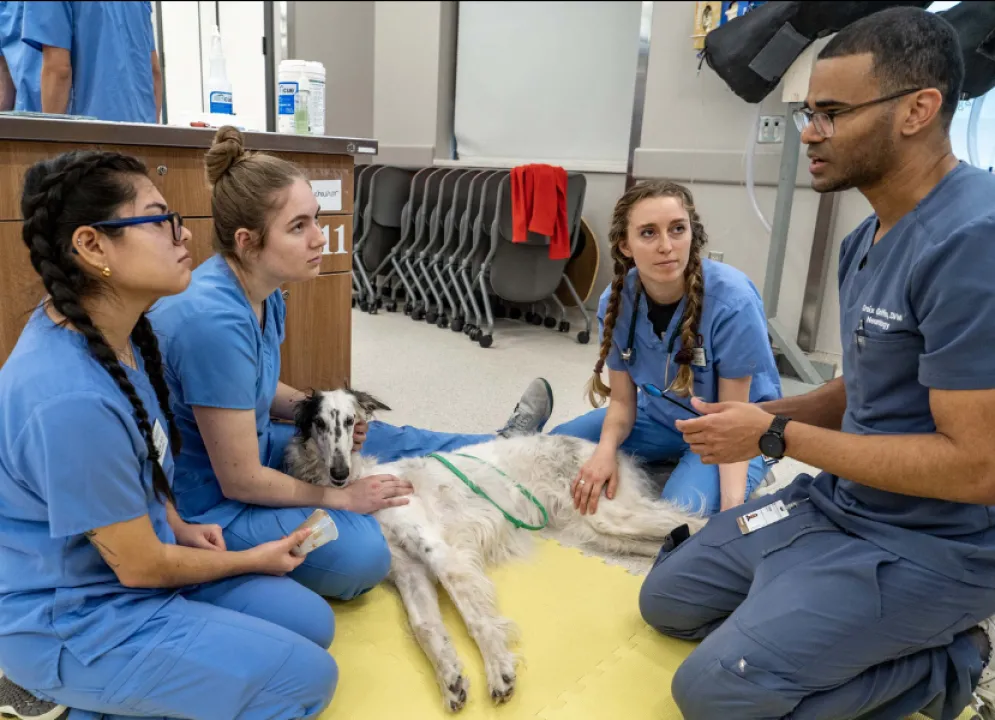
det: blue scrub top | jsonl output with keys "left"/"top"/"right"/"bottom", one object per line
{"left": 0, "top": 2, "right": 42, "bottom": 111}
{"left": 21, "top": 0, "right": 156, "bottom": 123}
{"left": 0, "top": 308, "right": 176, "bottom": 691}
{"left": 150, "top": 254, "right": 287, "bottom": 528}
{"left": 599, "top": 259, "right": 782, "bottom": 426}
{"left": 808, "top": 162, "right": 995, "bottom": 589}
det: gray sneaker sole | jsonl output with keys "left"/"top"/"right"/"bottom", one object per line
{"left": 0, "top": 676, "right": 68, "bottom": 720}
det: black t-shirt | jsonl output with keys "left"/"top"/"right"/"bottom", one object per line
{"left": 646, "top": 296, "right": 681, "bottom": 339}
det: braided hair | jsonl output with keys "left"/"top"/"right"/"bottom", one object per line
{"left": 586, "top": 180, "right": 708, "bottom": 406}
{"left": 20, "top": 151, "right": 179, "bottom": 503}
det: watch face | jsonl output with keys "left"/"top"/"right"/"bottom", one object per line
{"left": 759, "top": 433, "right": 784, "bottom": 458}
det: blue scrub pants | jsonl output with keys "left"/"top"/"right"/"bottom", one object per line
{"left": 223, "top": 421, "right": 492, "bottom": 600}
{"left": 640, "top": 474, "right": 995, "bottom": 720}
{"left": 550, "top": 408, "right": 770, "bottom": 515}
{"left": 50, "top": 575, "right": 336, "bottom": 719}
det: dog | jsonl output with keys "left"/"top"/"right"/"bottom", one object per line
{"left": 285, "top": 388, "right": 707, "bottom": 712}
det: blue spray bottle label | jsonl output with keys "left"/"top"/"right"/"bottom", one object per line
{"left": 210, "top": 91, "right": 233, "bottom": 115}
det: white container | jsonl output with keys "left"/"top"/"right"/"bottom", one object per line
{"left": 291, "top": 509, "right": 339, "bottom": 557}
{"left": 277, "top": 59, "right": 325, "bottom": 135}
{"left": 205, "top": 25, "right": 233, "bottom": 115}
{"left": 277, "top": 59, "right": 305, "bottom": 134}
{"left": 305, "top": 61, "right": 326, "bottom": 135}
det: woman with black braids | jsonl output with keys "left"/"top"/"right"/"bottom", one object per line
{"left": 0, "top": 151, "right": 337, "bottom": 719}
{"left": 549, "top": 180, "right": 782, "bottom": 517}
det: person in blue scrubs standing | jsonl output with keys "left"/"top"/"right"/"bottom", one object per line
{"left": 550, "top": 180, "right": 781, "bottom": 517}
{"left": 0, "top": 2, "right": 42, "bottom": 112}
{"left": 149, "top": 126, "right": 555, "bottom": 602}
{"left": 21, "top": 1, "right": 162, "bottom": 122}
{"left": 0, "top": 151, "right": 339, "bottom": 719}
{"left": 644, "top": 8, "right": 995, "bottom": 720}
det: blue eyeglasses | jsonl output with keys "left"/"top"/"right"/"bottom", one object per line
{"left": 90, "top": 211, "right": 185, "bottom": 245}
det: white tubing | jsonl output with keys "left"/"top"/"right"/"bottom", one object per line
{"left": 968, "top": 94, "right": 986, "bottom": 168}
{"left": 745, "top": 104, "right": 772, "bottom": 235}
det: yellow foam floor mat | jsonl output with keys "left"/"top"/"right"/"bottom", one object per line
{"left": 321, "top": 538, "right": 972, "bottom": 720}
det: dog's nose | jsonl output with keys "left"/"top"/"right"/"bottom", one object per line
{"left": 330, "top": 464, "right": 350, "bottom": 483}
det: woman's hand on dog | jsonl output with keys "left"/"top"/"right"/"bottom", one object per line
{"left": 342, "top": 473, "right": 414, "bottom": 514}
{"left": 353, "top": 418, "right": 369, "bottom": 452}
{"left": 571, "top": 447, "right": 619, "bottom": 515}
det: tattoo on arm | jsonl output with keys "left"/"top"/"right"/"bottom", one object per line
{"left": 84, "top": 530, "right": 120, "bottom": 569}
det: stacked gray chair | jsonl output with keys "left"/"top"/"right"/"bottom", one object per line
{"left": 403, "top": 168, "right": 447, "bottom": 321}
{"left": 459, "top": 171, "right": 507, "bottom": 347}
{"left": 471, "top": 172, "right": 591, "bottom": 347}
{"left": 416, "top": 168, "right": 470, "bottom": 328}
{"left": 431, "top": 169, "right": 481, "bottom": 332}
{"left": 351, "top": 164, "right": 381, "bottom": 310}
{"left": 352, "top": 166, "right": 416, "bottom": 314}
{"left": 374, "top": 167, "right": 433, "bottom": 314}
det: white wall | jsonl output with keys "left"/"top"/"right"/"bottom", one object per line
{"left": 373, "top": 1, "right": 443, "bottom": 163}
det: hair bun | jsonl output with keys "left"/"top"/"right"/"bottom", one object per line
{"left": 205, "top": 125, "right": 247, "bottom": 185}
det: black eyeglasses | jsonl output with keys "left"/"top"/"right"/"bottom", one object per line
{"left": 792, "top": 88, "right": 924, "bottom": 139}
{"left": 90, "top": 211, "right": 185, "bottom": 245}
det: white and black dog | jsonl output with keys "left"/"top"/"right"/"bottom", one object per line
{"left": 285, "top": 388, "right": 705, "bottom": 712}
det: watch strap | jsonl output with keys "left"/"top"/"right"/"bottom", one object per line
{"left": 768, "top": 415, "right": 790, "bottom": 437}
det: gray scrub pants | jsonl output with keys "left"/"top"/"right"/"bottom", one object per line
{"left": 640, "top": 474, "right": 995, "bottom": 720}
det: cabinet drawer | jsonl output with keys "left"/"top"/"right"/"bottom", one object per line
{"left": 0, "top": 142, "right": 214, "bottom": 220}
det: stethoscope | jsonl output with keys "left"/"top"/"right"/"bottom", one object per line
{"left": 619, "top": 281, "right": 702, "bottom": 417}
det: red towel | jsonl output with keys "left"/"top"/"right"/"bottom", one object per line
{"left": 510, "top": 164, "right": 570, "bottom": 260}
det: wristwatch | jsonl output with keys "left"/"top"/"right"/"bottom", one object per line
{"left": 759, "top": 415, "right": 790, "bottom": 460}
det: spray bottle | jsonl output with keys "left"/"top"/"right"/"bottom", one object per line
{"left": 205, "top": 25, "right": 233, "bottom": 115}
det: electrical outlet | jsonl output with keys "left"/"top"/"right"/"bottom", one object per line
{"left": 757, "top": 115, "right": 785, "bottom": 144}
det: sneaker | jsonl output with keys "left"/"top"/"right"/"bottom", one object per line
{"left": 0, "top": 673, "right": 68, "bottom": 720}
{"left": 497, "top": 378, "right": 554, "bottom": 437}
{"left": 970, "top": 617, "right": 995, "bottom": 719}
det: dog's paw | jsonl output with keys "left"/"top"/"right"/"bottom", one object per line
{"left": 441, "top": 670, "right": 469, "bottom": 712}
{"left": 485, "top": 652, "right": 517, "bottom": 704}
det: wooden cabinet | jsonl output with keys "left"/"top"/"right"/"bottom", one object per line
{"left": 0, "top": 118, "right": 367, "bottom": 391}
{"left": 280, "top": 273, "right": 352, "bottom": 391}
{"left": 0, "top": 221, "right": 43, "bottom": 360}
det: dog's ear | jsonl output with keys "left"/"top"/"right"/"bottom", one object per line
{"left": 293, "top": 389, "right": 322, "bottom": 439}
{"left": 349, "top": 388, "right": 391, "bottom": 419}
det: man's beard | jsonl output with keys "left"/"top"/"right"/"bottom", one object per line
{"left": 813, "top": 115, "right": 897, "bottom": 194}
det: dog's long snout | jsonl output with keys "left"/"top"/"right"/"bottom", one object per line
{"left": 330, "top": 452, "right": 350, "bottom": 483}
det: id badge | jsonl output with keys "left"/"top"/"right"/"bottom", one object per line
{"left": 152, "top": 419, "right": 168, "bottom": 467}
{"left": 691, "top": 347, "right": 706, "bottom": 367}
{"left": 737, "top": 500, "right": 789, "bottom": 534}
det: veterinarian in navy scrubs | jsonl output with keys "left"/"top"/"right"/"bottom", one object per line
{"left": 0, "top": 150, "right": 336, "bottom": 718}
{"left": 650, "top": 9, "right": 995, "bottom": 719}
{"left": 150, "top": 127, "right": 554, "bottom": 602}
{"left": 550, "top": 180, "right": 782, "bottom": 517}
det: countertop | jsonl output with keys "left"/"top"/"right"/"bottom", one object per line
{"left": 0, "top": 115, "right": 379, "bottom": 156}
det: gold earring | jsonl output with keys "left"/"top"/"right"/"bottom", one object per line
{"left": 101, "top": 266, "right": 112, "bottom": 278}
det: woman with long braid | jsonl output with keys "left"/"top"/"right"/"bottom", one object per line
{"left": 550, "top": 181, "right": 782, "bottom": 516}
{"left": 0, "top": 151, "right": 337, "bottom": 719}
